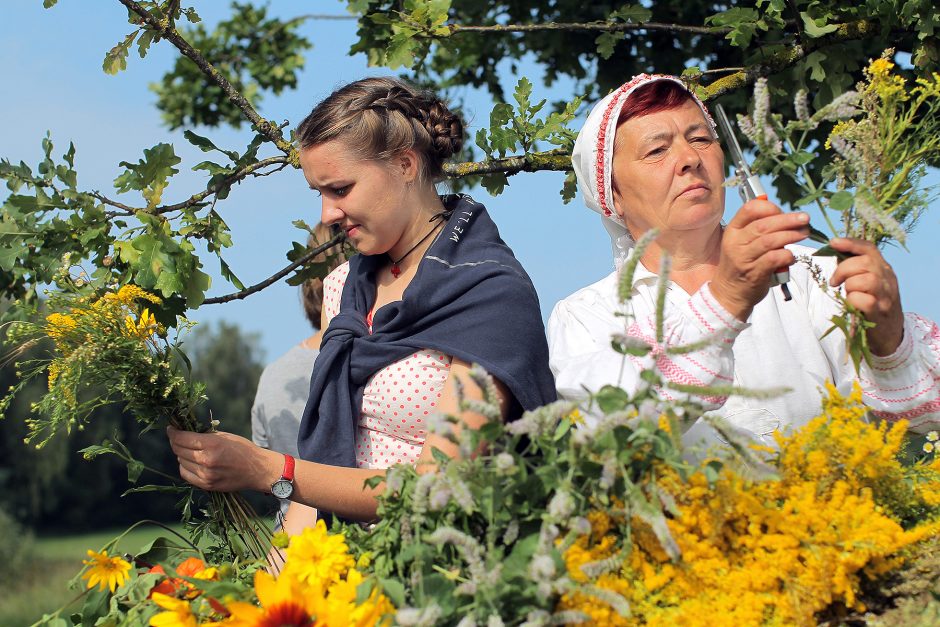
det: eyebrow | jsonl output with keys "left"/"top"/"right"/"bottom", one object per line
{"left": 639, "top": 122, "right": 712, "bottom": 145}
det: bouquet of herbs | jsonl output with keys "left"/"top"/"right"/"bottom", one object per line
{"left": 0, "top": 264, "right": 271, "bottom": 561}
{"left": 735, "top": 51, "right": 940, "bottom": 370}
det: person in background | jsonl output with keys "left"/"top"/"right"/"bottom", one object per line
{"left": 548, "top": 73, "right": 940, "bottom": 449}
{"left": 250, "top": 222, "right": 345, "bottom": 527}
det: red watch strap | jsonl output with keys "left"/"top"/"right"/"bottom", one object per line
{"left": 281, "top": 454, "right": 295, "bottom": 482}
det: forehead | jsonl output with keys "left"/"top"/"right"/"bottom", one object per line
{"left": 299, "top": 140, "right": 363, "bottom": 183}
{"left": 615, "top": 100, "right": 710, "bottom": 146}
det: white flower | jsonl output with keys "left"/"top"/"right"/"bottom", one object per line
{"left": 926, "top": 431, "right": 938, "bottom": 442}
{"left": 396, "top": 605, "right": 444, "bottom": 627}
{"left": 548, "top": 490, "right": 575, "bottom": 521}
{"left": 529, "top": 554, "right": 556, "bottom": 580}
{"left": 494, "top": 452, "right": 516, "bottom": 474}
{"left": 924, "top": 442, "right": 935, "bottom": 454}
{"left": 793, "top": 89, "right": 810, "bottom": 122}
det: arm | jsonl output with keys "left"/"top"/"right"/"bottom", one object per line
{"left": 822, "top": 238, "right": 940, "bottom": 432}
{"left": 548, "top": 284, "right": 746, "bottom": 411}
{"left": 167, "top": 358, "right": 510, "bottom": 522}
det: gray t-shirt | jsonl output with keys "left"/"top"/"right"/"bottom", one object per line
{"left": 251, "top": 344, "right": 319, "bottom": 520}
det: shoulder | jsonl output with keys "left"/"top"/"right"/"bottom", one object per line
{"left": 258, "top": 345, "right": 318, "bottom": 387}
{"left": 547, "top": 269, "right": 622, "bottom": 343}
{"left": 324, "top": 260, "right": 351, "bottom": 291}
{"left": 549, "top": 270, "right": 621, "bottom": 324}
{"left": 323, "top": 261, "right": 352, "bottom": 323}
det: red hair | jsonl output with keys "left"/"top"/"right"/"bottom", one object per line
{"left": 617, "top": 80, "right": 695, "bottom": 125}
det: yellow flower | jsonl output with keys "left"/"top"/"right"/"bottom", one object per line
{"left": 282, "top": 519, "right": 355, "bottom": 587}
{"left": 867, "top": 57, "right": 894, "bottom": 78}
{"left": 568, "top": 409, "right": 585, "bottom": 425}
{"left": 45, "top": 312, "right": 77, "bottom": 340}
{"left": 149, "top": 593, "right": 197, "bottom": 627}
{"left": 927, "top": 431, "right": 939, "bottom": 443}
{"left": 224, "top": 570, "right": 322, "bottom": 627}
{"left": 925, "top": 442, "right": 935, "bottom": 454}
{"left": 81, "top": 549, "right": 132, "bottom": 593}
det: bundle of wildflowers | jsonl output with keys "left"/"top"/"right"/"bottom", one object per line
{"left": 736, "top": 51, "right": 940, "bottom": 370}
{"left": 0, "top": 272, "right": 272, "bottom": 561}
{"left": 46, "top": 520, "right": 394, "bottom": 627}
{"left": 557, "top": 383, "right": 940, "bottom": 626}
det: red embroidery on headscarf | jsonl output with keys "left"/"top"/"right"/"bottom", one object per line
{"left": 593, "top": 74, "right": 715, "bottom": 218}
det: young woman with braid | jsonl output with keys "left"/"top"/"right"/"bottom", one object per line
{"left": 167, "top": 77, "right": 557, "bottom": 535}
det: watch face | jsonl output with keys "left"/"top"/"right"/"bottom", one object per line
{"left": 271, "top": 479, "right": 293, "bottom": 499}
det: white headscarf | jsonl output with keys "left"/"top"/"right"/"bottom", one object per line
{"left": 571, "top": 74, "right": 717, "bottom": 268}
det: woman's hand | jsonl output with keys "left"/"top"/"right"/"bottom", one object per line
{"left": 828, "top": 237, "right": 905, "bottom": 356}
{"left": 167, "top": 427, "right": 280, "bottom": 493}
{"left": 711, "top": 199, "right": 810, "bottom": 321}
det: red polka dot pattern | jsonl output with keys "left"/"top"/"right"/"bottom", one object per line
{"left": 322, "top": 262, "right": 452, "bottom": 470}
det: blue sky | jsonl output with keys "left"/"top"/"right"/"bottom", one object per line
{"left": 2, "top": 1, "right": 938, "bottom": 364}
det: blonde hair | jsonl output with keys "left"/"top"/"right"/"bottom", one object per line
{"left": 295, "top": 77, "right": 464, "bottom": 182}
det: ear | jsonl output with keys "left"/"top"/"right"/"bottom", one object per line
{"left": 397, "top": 149, "right": 420, "bottom": 183}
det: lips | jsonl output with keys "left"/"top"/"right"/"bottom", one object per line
{"left": 678, "top": 183, "right": 709, "bottom": 197}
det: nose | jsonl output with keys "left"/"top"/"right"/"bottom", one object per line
{"left": 320, "top": 198, "right": 344, "bottom": 226}
{"left": 676, "top": 139, "right": 703, "bottom": 174}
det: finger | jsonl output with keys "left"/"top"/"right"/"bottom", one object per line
{"left": 755, "top": 248, "right": 797, "bottom": 275}
{"left": 167, "top": 427, "right": 206, "bottom": 451}
{"left": 844, "top": 291, "right": 878, "bottom": 317}
{"left": 829, "top": 254, "right": 882, "bottom": 287}
{"left": 829, "top": 237, "right": 880, "bottom": 257}
{"left": 741, "top": 227, "right": 810, "bottom": 259}
{"left": 842, "top": 273, "right": 881, "bottom": 296}
{"left": 726, "top": 199, "right": 786, "bottom": 229}
{"left": 742, "top": 211, "right": 810, "bottom": 239}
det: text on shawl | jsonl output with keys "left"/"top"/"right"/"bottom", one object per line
{"left": 448, "top": 210, "right": 473, "bottom": 243}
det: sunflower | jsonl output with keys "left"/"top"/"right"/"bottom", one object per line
{"left": 81, "top": 549, "right": 132, "bottom": 593}
{"left": 224, "top": 570, "right": 323, "bottom": 627}
{"left": 150, "top": 593, "right": 198, "bottom": 627}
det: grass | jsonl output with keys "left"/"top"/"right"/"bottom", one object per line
{"left": 0, "top": 522, "right": 190, "bottom": 627}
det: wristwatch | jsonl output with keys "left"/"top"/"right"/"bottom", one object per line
{"left": 270, "top": 454, "right": 295, "bottom": 499}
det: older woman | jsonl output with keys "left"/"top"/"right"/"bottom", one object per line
{"left": 169, "top": 77, "right": 556, "bottom": 531}
{"left": 548, "top": 74, "right": 940, "bottom": 446}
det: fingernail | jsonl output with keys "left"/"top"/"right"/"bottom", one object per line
{"left": 797, "top": 213, "right": 809, "bottom": 222}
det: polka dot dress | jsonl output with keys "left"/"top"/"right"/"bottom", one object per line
{"left": 322, "top": 262, "right": 452, "bottom": 470}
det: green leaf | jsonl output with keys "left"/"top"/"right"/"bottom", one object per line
{"left": 127, "top": 459, "right": 145, "bottom": 483}
{"left": 379, "top": 578, "right": 406, "bottom": 607}
{"left": 800, "top": 12, "right": 839, "bottom": 37}
{"left": 184, "top": 130, "right": 240, "bottom": 161}
{"left": 513, "top": 77, "right": 533, "bottom": 113}
{"left": 481, "top": 172, "right": 508, "bottom": 196}
{"left": 103, "top": 31, "right": 138, "bottom": 75}
{"left": 43, "top": 0, "right": 58, "bottom": 7}
{"left": 595, "top": 385, "right": 630, "bottom": 414}
{"left": 828, "top": 190, "right": 854, "bottom": 211}
{"left": 595, "top": 32, "right": 618, "bottom": 60}
{"left": 114, "top": 143, "right": 181, "bottom": 208}
{"left": 612, "top": 4, "right": 652, "bottom": 23}
{"left": 804, "top": 50, "right": 828, "bottom": 82}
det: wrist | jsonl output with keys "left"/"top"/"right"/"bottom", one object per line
{"left": 708, "top": 280, "right": 754, "bottom": 322}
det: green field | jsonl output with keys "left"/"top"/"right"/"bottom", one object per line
{"left": 1, "top": 523, "right": 188, "bottom": 627}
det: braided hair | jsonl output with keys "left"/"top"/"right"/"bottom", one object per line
{"left": 296, "top": 77, "right": 464, "bottom": 182}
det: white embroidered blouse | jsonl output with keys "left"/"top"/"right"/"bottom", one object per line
{"left": 547, "top": 244, "right": 940, "bottom": 447}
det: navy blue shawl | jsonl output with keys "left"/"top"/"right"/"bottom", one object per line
{"left": 297, "top": 194, "right": 556, "bottom": 467}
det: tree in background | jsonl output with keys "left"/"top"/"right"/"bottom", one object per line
{"left": 0, "top": 318, "right": 264, "bottom": 531}
{"left": 0, "top": 0, "right": 937, "bottom": 527}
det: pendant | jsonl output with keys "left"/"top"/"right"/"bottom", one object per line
{"left": 390, "top": 264, "right": 402, "bottom": 278}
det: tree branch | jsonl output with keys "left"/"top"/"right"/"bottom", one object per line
{"left": 444, "top": 149, "right": 571, "bottom": 177}
{"left": 700, "top": 19, "right": 880, "bottom": 100}
{"left": 96, "top": 156, "right": 289, "bottom": 217}
{"left": 448, "top": 20, "right": 730, "bottom": 36}
{"left": 116, "top": 0, "right": 295, "bottom": 156}
{"left": 202, "top": 233, "right": 345, "bottom": 305}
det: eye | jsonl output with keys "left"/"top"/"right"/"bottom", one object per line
{"left": 331, "top": 185, "right": 351, "bottom": 197}
{"left": 691, "top": 136, "right": 714, "bottom": 145}
{"left": 645, "top": 146, "right": 666, "bottom": 158}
